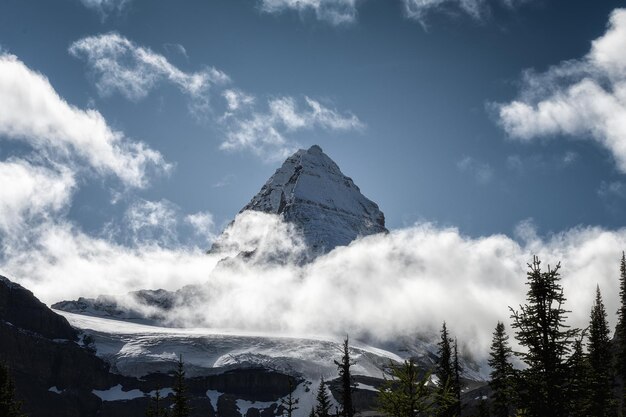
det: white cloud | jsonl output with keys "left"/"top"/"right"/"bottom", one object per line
{"left": 5, "top": 209, "right": 626, "bottom": 374}
{"left": 223, "top": 89, "right": 255, "bottom": 112}
{"left": 0, "top": 53, "right": 169, "bottom": 188}
{"left": 260, "top": 0, "right": 527, "bottom": 25}
{"left": 69, "top": 33, "right": 230, "bottom": 114}
{"left": 221, "top": 95, "right": 364, "bottom": 160}
{"left": 185, "top": 212, "right": 216, "bottom": 243}
{"left": 456, "top": 156, "right": 493, "bottom": 184}
{"left": 0, "top": 160, "right": 75, "bottom": 234}
{"left": 496, "top": 8, "right": 626, "bottom": 173}
{"left": 260, "top": 0, "right": 359, "bottom": 25}
{"left": 124, "top": 199, "right": 180, "bottom": 246}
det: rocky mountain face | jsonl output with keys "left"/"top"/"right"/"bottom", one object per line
{"left": 238, "top": 145, "right": 387, "bottom": 255}
{"left": 0, "top": 275, "right": 298, "bottom": 417}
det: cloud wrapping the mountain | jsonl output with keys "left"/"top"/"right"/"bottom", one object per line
{"left": 2, "top": 209, "right": 625, "bottom": 369}
{"left": 69, "top": 33, "right": 229, "bottom": 115}
{"left": 497, "top": 8, "right": 626, "bottom": 173}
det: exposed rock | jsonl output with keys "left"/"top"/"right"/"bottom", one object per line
{"left": 0, "top": 275, "right": 77, "bottom": 341}
{"left": 233, "top": 145, "right": 387, "bottom": 255}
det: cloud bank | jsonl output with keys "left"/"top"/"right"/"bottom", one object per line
{"left": 496, "top": 8, "right": 626, "bottom": 173}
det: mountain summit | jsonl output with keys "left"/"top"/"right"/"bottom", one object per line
{"left": 241, "top": 145, "right": 387, "bottom": 254}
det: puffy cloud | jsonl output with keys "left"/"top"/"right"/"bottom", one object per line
{"left": 260, "top": 0, "right": 359, "bottom": 25}
{"left": 496, "top": 8, "right": 626, "bottom": 173}
{"left": 221, "top": 95, "right": 364, "bottom": 161}
{"left": 69, "top": 33, "right": 230, "bottom": 114}
{"left": 185, "top": 212, "right": 216, "bottom": 243}
{"left": 0, "top": 53, "right": 169, "bottom": 188}
{"left": 0, "top": 160, "right": 75, "bottom": 234}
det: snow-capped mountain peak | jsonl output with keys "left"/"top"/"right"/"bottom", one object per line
{"left": 240, "top": 145, "right": 387, "bottom": 254}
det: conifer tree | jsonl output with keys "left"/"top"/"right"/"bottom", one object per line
{"left": 568, "top": 336, "right": 591, "bottom": 417}
{"left": 487, "top": 322, "right": 514, "bottom": 417}
{"left": 334, "top": 336, "right": 355, "bottom": 417}
{"left": 453, "top": 339, "right": 462, "bottom": 416}
{"left": 587, "top": 286, "right": 615, "bottom": 417}
{"left": 281, "top": 377, "right": 299, "bottom": 417}
{"left": 309, "top": 407, "right": 316, "bottom": 417}
{"left": 377, "top": 359, "right": 449, "bottom": 417}
{"left": 0, "top": 362, "right": 25, "bottom": 417}
{"left": 315, "top": 377, "right": 332, "bottom": 417}
{"left": 437, "top": 322, "right": 455, "bottom": 417}
{"left": 172, "top": 355, "right": 191, "bottom": 417}
{"left": 146, "top": 388, "right": 169, "bottom": 417}
{"left": 509, "top": 256, "right": 578, "bottom": 417}
{"left": 617, "top": 251, "right": 626, "bottom": 416}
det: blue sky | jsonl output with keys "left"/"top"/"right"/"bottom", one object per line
{"left": 1, "top": 0, "right": 625, "bottom": 244}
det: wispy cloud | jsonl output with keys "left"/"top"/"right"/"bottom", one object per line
{"left": 79, "top": 0, "right": 131, "bottom": 19}
{"left": 221, "top": 95, "right": 364, "bottom": 161}
{"left": 260, "top": 0, "right": 359, "bottom": 25}
{"left": 260, "top": 0, "right": 529, "bottom": 25}
{"left": 69, "top": 33, "right": 230, "bottom": 115}
{"left": 457, "top": 156, "right": 493, "bottom": 184}
{"left": 495, "top": 8, "right": 626, "bottom": 173}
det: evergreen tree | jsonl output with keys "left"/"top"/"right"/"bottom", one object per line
{"left": 509, "top": 256, "right": 579, "bottom": 417}
{"left": 315, "top": 377, "right": 332, "bottom": 417}
{"left": 436, "top": 322, "right": 455, "bottom": 417}
{"left": 377, "top": 359, "right": 450, "bottom": 417}
{"left": 617, "top": 252, "right": 626, "bottom": 416}
{"left": 309, "top": 407, "right": 316, "bottom": 417}
{"left": 487, "top": 322, "right": 515, "bottom": 417}
{"left": 567, "top": 336, "right": 592, "bottom": 417}
{"left": 0, "top": 362, "right": 25, "bottom": 417}
{"left": 477, "top": 397, "right": 491, "bottom": 417}
{"left": 587, "top": 286, "right": 616, "bottom": 417}
{"left": 453, "top": 339, "right": 462, "bottom": 416}
{"left": 280, "top": 377, "right": 299, "bottom": 417}
{"left": 171, "top": 355, "right": 191, "bottom": 417}
{"left": 334, "top": 336, "right": 355, "bottom": 417}
{"left": 146, "top": 388, "right": 170, "bottom": 417}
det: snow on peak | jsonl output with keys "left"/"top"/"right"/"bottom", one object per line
{"left": 240, "top": 145, "right": 387, "bottom": 254}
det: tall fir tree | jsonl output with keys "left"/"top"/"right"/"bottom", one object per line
{"left": 437, "top": 322, "right": 455, "bottom": 417}
{"left": 171, "top": 354, "right": 191, "bottom": 417}
{"left": 509, "top": 256, "right": 578, "bottom": 417}
{"left": 587, "top": 286, "right": 616, "bottom": 417}
{"left": 0, "top": 362, "right": 25, "bottom": 417}
{"left": 315, "top": 377, "right": 332, "bottom": 417}
{"left": 487, "top": 322, "right": 515, "bottom": 417}
{"left": 280, "top": 377, "right": 299, "bottom": 417}
{"left": 334, "top": 336, "right": 355, "bottom": 417}
{"left": 617, "top": 252, "right": 626, "bottom": 416}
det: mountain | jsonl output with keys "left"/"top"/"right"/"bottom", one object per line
{"left": 237, "top": 145, "right": 387, "bottom": 254}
